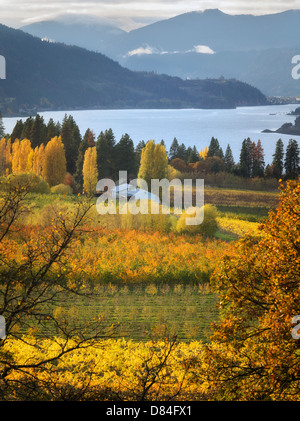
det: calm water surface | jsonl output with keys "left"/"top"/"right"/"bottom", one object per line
{"left": 3, "top": 104, "right": 300, "bottom": 165}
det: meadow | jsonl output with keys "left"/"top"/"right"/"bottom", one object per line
{"left": 2, "top": 181, "right": 285, "bottom": 400}
{"left": 13, "top": 186, "right": 275, "bottom": 343}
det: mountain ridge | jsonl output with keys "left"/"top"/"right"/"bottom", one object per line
{"left": 19, "top": 9, "right": 300, "bottom": 97}
{"left": 0, "top": 23, "right": 267, "bottom": 116}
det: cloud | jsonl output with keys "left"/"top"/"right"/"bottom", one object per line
{"left": 1, "top": 0, "right": 300, "bottom": 30}
{"left": 126, "top": 44, "right": 215, "bottom": 57}
{"left": 127, "top": 45, "right": 158, "bottom": 56}
{"left": 191, "top": 45, "right": 215, "bottom": 54}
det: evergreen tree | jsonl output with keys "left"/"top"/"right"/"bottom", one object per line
{"left": 44, "top": 136, "right": 67, "bottom": 187}
{"left": 60, "top": 114, "right": 81, "bottom": 175}
{"left": 96, "top": 128, "right": 116, "bottom": 180}
{"left": 272, "top": 138, "right": 284, "bottom": 180}
{"left": 187, "top": 146, "right": 200, "bottom": 164}
{"left": 207, "top": 137, "right": 223, "bottom": 159}
{"left": 0, "top": 112, "right": 5, "bottom": 138}
{"left": 252, "top": 139, "right": 265, "bottom": 178}
{"left": 239, "top": 137, "right": 253, "bottom": 177}
{"left": 10, "top": 120, "right": 24, "bottom": 142}
{"left": 115, "top": 133, "right": 137, "bottom": 179}
{"left": 30, "top": 114, "right": 47, "bottom": 148}
{"left": 177, "top": 143, "right": 188, "bottom": 162}
{"left": 46, "top": 118, "right": 61, "bottom": 143}
{"left": 264, "top": 164, "right": 274, "bottom": 178}
{"left": 224, "top": 144, "right": 235, "bottom": 172}
{"left": 168, "top": 137, "right": 179, "bottom": 160}
{"left": 135, "top": 140, "right": 146, "bottom": 166}
{"left": 21, "top": 116, "right": 34, "bottom": 140}
{"left": 83, "top": 146, "right": 98, "bottom": 195}
{"left": 284, "top": 138, "right": 300, "bottom": 179}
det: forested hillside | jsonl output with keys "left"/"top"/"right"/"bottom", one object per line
{"left": 0, "top": 24, "right": 267, "bottom": 115}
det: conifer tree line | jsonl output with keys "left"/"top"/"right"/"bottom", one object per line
{"left": 0, "top": 113, "right": 299, "bottom": 195}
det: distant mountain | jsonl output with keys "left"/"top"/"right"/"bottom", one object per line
{"left": 107, "top": 9, "right": 300, "bottom": 56}
{"left": 22, "top": 9, "right": 300, "bottom": 56}
{"left": 0, "top": 23, "right": 267, "bottom": 115}
{"left": 113, "top": 9, "right": 300, "bottom": 97}
{"left": 21, "top": 15, "right": 126, "bottom": 53}
{"left": 21, "top": 9, "right": 300, "bottom": 97}
{"left": 123, "top": 47, "right": 300, "bottom": 97}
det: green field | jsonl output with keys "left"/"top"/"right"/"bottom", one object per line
{"left": 45, "top": 283, "right": 219, "bottom": 342}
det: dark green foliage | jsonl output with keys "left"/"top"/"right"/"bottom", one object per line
{"left": 168, "top": 137, "right": 179, "bottom": 160}
{"left": 96, "top": 128, "right": 116, "bottom": 180}
{"left": 177, "top": 143, "right": 188, "bottom": 162}
{"left": 46, "top": 118, "right": 61, "bottom": 143}
{"left": 272, "top": 138, "right": 284, "bottom": 179}
{"left": 0, "top": 112, "right": 5, "bottom": 137}
{"left": 0, "top": 24, "right": 267, "bottom": 114}
{"left": 207, "top": 137, "right": 224, "bottom": 159}
{"left": 20, "top": 116, "right": 34, "bottom": 140}
{"left": 115, "top": 133, "right": 137, "bottom": 179}
{"left": 30, "top": 114, "right": 47, "bottom": 148}
{"left": 135, "top": 140, "right": 146, "bottom": 171}
{"left": 224, "top": 144, "right": 235, "bottom": 172}
{"left": 187, "top": 146, "right": 199, "bottom": 164}
{"left": 252, "top": 139, "right": 265, "bottom": 178}
{"left": 239, "top": 137, "right": 253, "bottom": 177}
{"left": 10, "top": 119, "right": 24, "bottom": 142}
{"left": 60, "top": 114, "right": 82, "bottom": 175}
{"left": 284, "top": 138, "right": 300, "bottom": 179}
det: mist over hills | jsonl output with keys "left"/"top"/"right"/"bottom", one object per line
{"left": 21, "top": 15, "right": 126, "bottom": 53}
{"left": 0, "top": 23, "right": 267, "bottom": 115}
{"left": 21, "top": 9, "right": 300, "bottom": 97}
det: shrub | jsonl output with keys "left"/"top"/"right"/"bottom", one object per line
{"left": 168, "top": 165, "right": 182, "bottom": 181}
{"left": 51, "top": 184, "right": 73, "bottom": 195}
{"left": 176, "top": 204, "right": 218, "bottom": 237}
{"left": 1, "top": 173, "right": 50, "bottom": 194}
{"left": 120, "top": 200, "right": 172, "bottom": 232}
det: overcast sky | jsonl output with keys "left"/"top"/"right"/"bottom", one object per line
{"left": 1, "top": 0, "right": 300, "bottom": 30}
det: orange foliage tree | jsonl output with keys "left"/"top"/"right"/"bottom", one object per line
{"left": 0, "top": 179, "right": 114, "bottom": 399}
{"left": 200, "top": 178, "right": 300, "bottom": 400}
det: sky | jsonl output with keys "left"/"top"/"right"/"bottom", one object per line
{"left": 1, "top": 0, "right": 300, "bottom": 30}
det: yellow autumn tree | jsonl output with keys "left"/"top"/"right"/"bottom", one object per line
{"left": 83, "top": 146, "right": 98, "bottom": 195}
{"left": 0, "top": 138, "right": 6, "bottom": 176}
{"left": 12, "top": 138, "right": 33, "bottom": 174}
{"left": 44, "top": 136, "right": 67, "bottom": 187}
{"left": 32, "top": 144, "right": 46, "bottom": 178}
{"left": 199, "top": 146, "right": 208, "bottom": 160}
{"left": 138, "top": 140, "right": 168, "bottom": 189}
{"left": 5, "top": 138, "right": 12, "bottom": 175}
